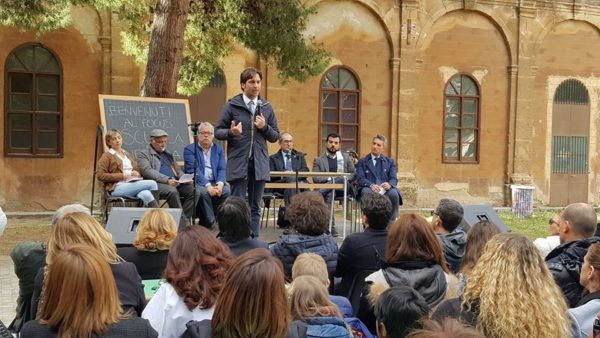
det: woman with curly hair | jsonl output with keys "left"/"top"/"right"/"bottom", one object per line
{"left": 117, "top": 209, "right": 178, "bottom": 279}
{"left": 271, "top": 191, "right": 338, "bottom": 279}
{"left": 21, "top": 245, "right": 157, "bottom": 338}
{"left": 182, "top": 248, "right": 307, "bottom": 338}
{"left": 433, "top": 233, "right": 571, "bottom": 338}
{"left": 142, "top": 226, "right": 234, "bottom": 338}
{"left": 31, "top": 212, "right": 146, "bottom": 318}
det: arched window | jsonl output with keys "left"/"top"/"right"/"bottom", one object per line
{"left": 319, "top": 66, "right": 360, "bottom": 153}
{"left": 4, "top": 43, "right": 62, "bottom": 157}
{"left": 443, "top": 74, "right": 479, "bottom": 163}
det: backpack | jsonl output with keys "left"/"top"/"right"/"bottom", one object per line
{"left": 346, "top": 317, "right": 375, "bottom": 338}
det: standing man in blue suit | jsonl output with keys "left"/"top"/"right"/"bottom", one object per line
{"left": 355, "top": 135, "right": 402, "bottom": 221}
{"left": 184, "top": 122, "right": 230, "bottom": 228}
{"left": 214, "top": 67, "right": 280, "bottom": 237}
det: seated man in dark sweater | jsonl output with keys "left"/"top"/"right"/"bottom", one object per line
{"left": 335, "top": 192, "right": 392, "bottom": 297}
{"left": 431, "top": 198, "right": 467, "bottom": 273}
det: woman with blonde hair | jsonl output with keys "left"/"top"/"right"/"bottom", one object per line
{"left": 21, "top": 245, "right": 157, "bottom": 338}
{"left": 290, "top": 275, "right": 352, "bottom": 338}
{"left": 31, "top": 212, "right": 146, "bottom": 317}
{"left": 433, "top": 233, "right": 571, "bottom": 338}
{"left": 182, "top": 248, "right": 307, "bottom": 338}
{"left": 117, "top": 208, "right": 177, "bottom": 279}
{"left": 97, "top": 129, "right": 158, "bottom": 207}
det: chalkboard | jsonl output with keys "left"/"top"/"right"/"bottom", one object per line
{"left": 99, "top": 95, "right": 193, "bottom": 162}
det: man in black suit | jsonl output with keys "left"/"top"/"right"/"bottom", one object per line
{"left": 268, "top": 132, "right": 309, "bottom": 230}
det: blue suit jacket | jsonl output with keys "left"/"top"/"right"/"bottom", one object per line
{"left": 183, "top": 142, "right": 227, "bottom": 186}
{"left": 355, "top": 154, "right": 398, "bottom": 190}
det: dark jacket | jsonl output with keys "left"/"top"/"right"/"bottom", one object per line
{"left": 355, "top": 155, "right": 402, "bottom": 205}
{"left": 335, "top": 228, "right": 387, "bottom": 297}
{"left": 271, "top": 233, "right": 339, "bottom": 278}
{"left": 8, "top": 241, "right": 46, "bottom": 332}
{"left": 181, "top": 319, "right": 308, "bottom": 338}
{"left": 432, "top": 298, "right": 479, "bottom": 328}
{"left": 214, "top": 94, "right": 279, "bottom": 181}
{"left": 269, "top": 149, "right": 309, "bottom": 183}
{"left": 219, "top": 237, "right": 270, "bottom": 257}
{"left": 32, "top": 262, "right": 147, "bottom": 318}
{"left": 20, "top": 316, "right": 157, "bottom": 338}
{"left": 303, "top": 317, "right": 352, "bottom": 338}
{"left": 437, "top": 229, "right": 467, "bottom": 273}
{"left": 136, "top": 145, "right": 184, "bottom": 184}
{"left": 546, "top": 237, "right": 600, "bottom": 307}
{"left": 116, "top": 246, "right": 169, "bottom": 280}
{"left": 183, "top": 142, "right": 227, "bottom": 186}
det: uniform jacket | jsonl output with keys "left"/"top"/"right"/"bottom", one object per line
{"left": 136, "top": 145, "right": 184, "bottom": 184}
{"left": 355, "top": 155, "right": 397, "bottom": 189}
{"left": 214, "top": 94, "right": 279, "bottom": 181}
{"left": 96, "top": 150, "right": 140, "bottom": 192}
{"left": 312, "top": 153, "right": 355, "bottom": 184}
{"left": 269, "top": 149, "right": 309, "bottom": 183}
{"left": 183, "top": 142, "right": 227, "bottom": 186}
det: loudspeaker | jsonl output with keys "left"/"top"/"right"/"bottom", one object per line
{"left": 105, "top": 207, "right": 183, "bottom": 245}
{"left": 459, "top": 205, "right": 509, "bottom": 233}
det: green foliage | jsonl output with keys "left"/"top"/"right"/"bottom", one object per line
{"left": 0, "top": 0, "right": 331, "bottom": 96}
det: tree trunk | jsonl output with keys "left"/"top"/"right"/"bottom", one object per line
{"left": 140, "top": 0, "right": 190, "bottom": 98}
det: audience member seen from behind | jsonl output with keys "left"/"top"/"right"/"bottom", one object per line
{"left": 404, "top": 318, "right": 484, "bottom": 338}
{"left": 96, "top": 129, "right": 159, "bottom": 207}
{"left": 117, "top": 208, "right": 177, "bottom": 279}
{"left": 31, "top": 212, "right": 146, "bottom": 318}
{"left": 216, "top": 196, "right": 268, "bottom": 256}
{"left": 335, "top": 192, "right": 392, "bottom": 297}
{"left": 457, "top": 220, "right": 501, "bottom": 294}
{"left": 569, "top": 242, "right": 600, "bottom": 338}
{"left": 373, "top": 286, "right": 430, "bottom": 338}
{"left": 546, "top": 202, "right": 600, "bottom": 307}
{"left": 9, "top": 204, "right": 89, "bottom": 333}
{"left": 290, "top": 275, "right": 353, "bottom": 338}
{"left": 433, "top": 233, "right": 571, "bottom": 338}
{"left": 358, "top": 213, "right": 456, "bottom": 334}
{"left": 182, "top": 248, "right": 308, "bottom": 338}
{"left": 142, "top": 226, "right": 234, "bottom": 338}
{"left": 21, "top": 245, "right": 157, "bottom": 338}
{"left": 293, "top": 253, "right": 353, "bottom": 318}
{"left": 431, "top": 199, "right": 466, "bottom": 273}
{"left": 533, "top": 215, "right": 562, "bottom": 258}
{"left": 271, "top": 191, "right": 338, "bottom": 279}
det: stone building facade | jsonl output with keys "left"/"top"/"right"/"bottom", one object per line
{"left": 2, "top": 0, "right": 600, "bottom": 210}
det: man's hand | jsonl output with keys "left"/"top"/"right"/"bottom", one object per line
{"left": 207, "top": 185, "right": 218, "bottom": 197}
{"left": 254, "top": 113, "right": 266, "bottom": 129}
{"left": 167, "top": 179, "right": 178, "bottom": 187}
{"left": 230, "top": 121, "right": 242, "bottom": 136}
{"left": 131, "top": 170, "right": 141, "bottom": 177}
{"left": 381, "top": 182, "right": 392, "bottom": 191}
{"left": 370, "top": 184, "right": 381, "bottom": 193}
{"left": 215, "top": 184, "right": 223, "bottom": 196}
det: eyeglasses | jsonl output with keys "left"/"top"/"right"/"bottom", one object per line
{"left": 199, "top": 131, "right": 213, "bottom": 136}
{"left": 548, "top": 218, "right": 559, "bottom": 226}
{"left": 430, "top": 210, "right": 439, "bottom": 217}
{"left": 593, "top": 317, "right": 600, "bottom": 337}
{"left": 281, "top": 140, "right": 293, "bottom": 143}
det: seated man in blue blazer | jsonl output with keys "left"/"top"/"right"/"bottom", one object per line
{"left": 355, "top": 135, "right": 402, "bottom": 221}
{"left": 184, "top": 122, "right": 230, "bottom": 228}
